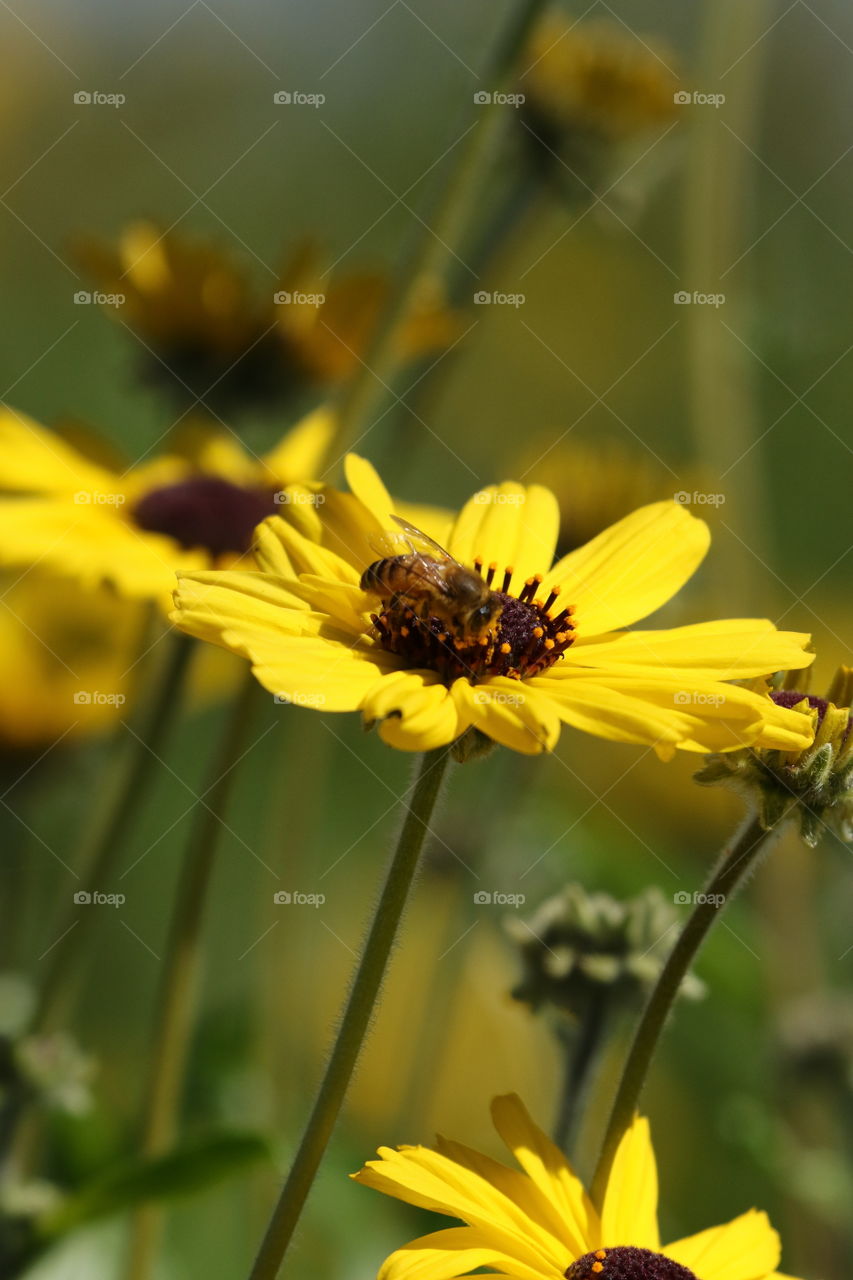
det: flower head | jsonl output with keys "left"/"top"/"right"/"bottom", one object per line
{"left": 352, "top": 1093, "right": 800, "bottom": 1280}
{"left": 73, "top": 224, "right": 457, "bottom": 414}
{"left": 0, "top": 406, "right": 333, "bottom": 610}
{"left": 172, "top": 457, "right": 814, "bottom": 757}
{"left": 697, "top": 666, "right": 853, "bottom": 845}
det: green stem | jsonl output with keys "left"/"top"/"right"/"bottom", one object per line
{"left": 35, "top": 631, "right": 196, "bottom": 1034}
{"left": 590, "top": 810, "right": 787, "bottom": 1207}
{"left": 553, "top": 995, "right": 612, "bottom": 1159}
{"left": 125, "top": 669, "right": 264, "bottom": 1280}
{"left": 247, "top": 746, "right": 453, "bottom": 1280}
{"left": 331, "top": 0, "right": 549, "bottom": 457}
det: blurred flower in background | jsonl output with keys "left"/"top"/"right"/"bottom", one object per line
{"left": 0, "top": 406, "right": 333, "bottom": 608}
{"left": 73, "top": 224, "right": 458, "bottom": 417}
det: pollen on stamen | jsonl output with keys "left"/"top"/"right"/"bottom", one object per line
{"left": 543, "top": 587, "right": 560, "bottom": 613}
{"left": 485, "top": 562, "right": 497, "bottom": 586}
{"left": 501, "top": 566, "right": 514, "bottom": 593}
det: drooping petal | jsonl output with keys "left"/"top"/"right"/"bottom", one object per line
{"left": 600, "top": 1116, "right": 660, "bottom": 1250}
{"left": 345, "top": 453, "right": 396, "bottom": 530}
{"left": 664, "top": 1209, "right": 781, "bottom": 1280}
{"left": 542, "top": 502, "right": 710, "bottom": 637}
{"left": 451, "top": 680, "right": 561, "bottom": 755}
{"left": 252, "top": 515, "right": 360, "bottom": 583}
{"left": 562, "top": 620, "right": 814, "bottom": 680}
{"left": 361, "top": 671, "right": 462, "bottom": 751}
{"left": 528, "top": 674, "right": 689, "bottom": 752}
{"left": 448, "top": 484, "right": 560, "bottom": 585}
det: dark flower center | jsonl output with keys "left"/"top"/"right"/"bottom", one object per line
{"left": 370, "top": 562, "right": 575, "bottom": 683}
{"left": 770, "top": 690, "right": 829, "bottom": 720}
{"left": 566, "top": 1247, "right": 698, "bottom": 1279}
{"left": 133, "top": 476, "right": 277, "bottom": 558}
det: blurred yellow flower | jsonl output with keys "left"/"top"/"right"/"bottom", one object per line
{"left": 353, "top": 1093, "right": 799, "bottom": 1280}
{"left": 73, "top": 224, "right": 458, "bottom": 412}
{"left": 0, "top": 572, "right": 144, "bottom": 752}
{"left": 0, "top": 406, "right": 333, "bottom": 610}
{"left": 172, "top": 456, "right": 814, "bottom": 757}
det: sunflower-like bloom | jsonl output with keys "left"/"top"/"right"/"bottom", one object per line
{"left": 0, "top": 406, "right": 333, "bottom": 609}
{"left": 171, "top": 457, "right": 814, "bottom": 757}
{"left": 353, "top": 1094, "right": 800, "bottom": 1280}
{"left": 73, "top": 224, "right": 457, "bottom": 413}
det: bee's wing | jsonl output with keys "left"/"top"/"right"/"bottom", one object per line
{"left": 367, "top": 527, "right": 412, "bottom": 558}
{"left": 390, "top": 515, "right": 454, "bottom": 562}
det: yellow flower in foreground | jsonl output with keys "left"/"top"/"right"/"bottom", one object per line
{"left": 171, "top": 457, "right": 814, "bottom": 756}
{"left": 352, "top": 1094, "right": 801, "bottom": 1280}
{"left": 0, "top": 407, "right": 333, "bottom": 609}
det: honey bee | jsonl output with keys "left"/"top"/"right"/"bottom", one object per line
{"left": 361, "top": 516, "right": 503, "bottom": 640}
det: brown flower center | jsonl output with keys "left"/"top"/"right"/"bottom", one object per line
{"left": 566, "top": 1247, "right": 698, "bottom": 1279}
{"left": 133, "top": 476, "right": 277, "bottom": 558}
{"left": 370, "top": 562, "right": 575, "bottom": 684}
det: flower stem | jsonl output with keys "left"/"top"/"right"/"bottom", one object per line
{"left": 331, "top": 0, "right": 548, "bottom": 456}
{"left": 35, "top": 631, "right": 196, "bottom": 1034}
{"left": 125, "top": 668, "right": 264, "bottom": 1280}
{"left": 590, "top": 810, "right": 787, "bottom": 1207}
{"left": 247, "top": 746, "right": 453, "bottom": 1280}
{"left": 553, "top": 994, "right": 613, "bottom": 1159}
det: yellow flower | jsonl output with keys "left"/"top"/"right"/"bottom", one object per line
{"left": 0, "top": 405, "right": 333, "bottom": 610}
{"left": 0, "top": 572, "right": 144, "bottom": 752}
{"left": 171, "top": 457, "right": 814, "bottom": 757}
{"left": 352, "top": 1093, "right": 801, "bottom": 1280}
{"left": 73, "top": 224, "right": 457, "bottom": 412}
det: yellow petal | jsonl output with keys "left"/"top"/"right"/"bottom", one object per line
{"left": 0, "top": 408, "right": 120, "bottom": 496}
{"left": 252, "top": 515, "right": 359, "bottom": 583}
{"left": 489, "top": 1095, "right": 599, "bottom": 1259}
{"left": 377, "top": 1227, "right": 554, "bottom": 1280}
{"left": 664, "top": 1209, "right": 781, "bottom": 1280}
{"left": 452, "top": 679, "right": 561, "bottom": 755}
{"left": 361, "top": 671, "right": 461, "bottom": 752}
{"left": 527, "top": 674, "right": 687, "bottom": 751}
{"left": 600, "top": 1115, "right": 659, "bottom": 1249}
{"left": 448, "top": 484, "right": 560, "bottom": 586}
{"left": 563, "top": 620, "right": 814, "bottom": 680}
{"left": 262, "top": 405, "right": 336, "bottom": 484}
{"left": 345, "top": 453, "right": 396, "bottom": 529}
{"left": 542, "top": 501, "right": 710, "bottom": 637}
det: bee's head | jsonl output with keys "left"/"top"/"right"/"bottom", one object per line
{"left": 466, "top": 594, "right": 503, "bottom": 639}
